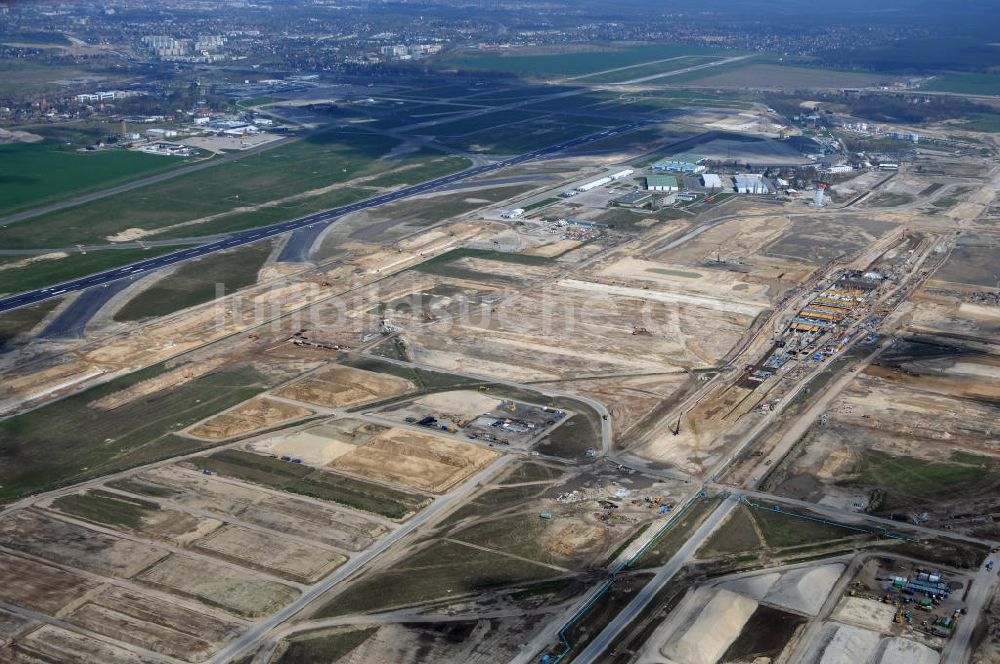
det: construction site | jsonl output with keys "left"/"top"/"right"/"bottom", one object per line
{"left": 0, "top": 69, "right": 997, "bottom": 664}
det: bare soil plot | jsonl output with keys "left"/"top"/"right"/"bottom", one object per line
{"left": 0, "top": 551, "right": 100, "bottom": 614}
{"left": 189, "top": 448, "right": 431, "bottom": 519}
{"left": 133, "top": 465, "right": 390, "bottom": 550}
{"left": 598, "top": 256, "right": 771, "bottom": 305}
{"left": 193, "top": 525, "right": 346, "bottom": 582}
{"left": 47, "top": 489, "right": 223, "bottom": 546}
{"left": 188, "top": 396, "right": 315, "bottom": 441}
{"left": 331, "top": 427, "right": 500, "bottom": 493}
{"left": 275, "top": 363, "right": 414, "bottom": 408}
{"left": 247, "top": 428, "right": 360, "bottom": 466}
{"left": 65, "top": 585, "right": 244, "bottom": 662}
{"left": 0, "top": 509, "right": 167, "bottom": 578}
{"left": 763, "top": 215, "right": 898, "bottom": 264}
{"left": 89, "top": 357, "right": 227, "bottom": 410}
{"left": 831, "top": 596, "right": 897, "bottom": 632}
{"left": 933, "top": 232, "right": 1000, "bottom": 287}
{"left": 137, "top": 553, "right": 300, "bottom": 618}
{"left": 0, "top": 609, "right": 32, "bottom": 641}
{"left": 2, "top": 624, "right": 164, "bottom": 664}
{"left": 401, "top": 275, "right": 752, "bottom": 385}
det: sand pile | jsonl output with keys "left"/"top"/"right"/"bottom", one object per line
{"left": 661, "top": 589, "right": 758, "bottom": 664}
{"left": 763, "top": 563, "right": 843, "bottom": 616}
{"left": 818, "top": 625, "right": 881, "bottom": 664}
{"left": 878, "top": 637, "right": 939, "bottom": 664}
{"left": 720, "top": 572, "right": 779, "bottom": 600}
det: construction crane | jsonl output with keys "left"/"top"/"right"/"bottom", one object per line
{"left": 669, "top": 415, "right": 681, "bottom": 436}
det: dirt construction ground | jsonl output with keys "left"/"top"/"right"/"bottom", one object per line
{"left": 188, "top": 396, "right": 315, "bottom": 440}
{"left": 275, "top": 363, "right": 415, "bottom": 408}
{"left": 331, "top": 427, "right": 500, "bottom": 493}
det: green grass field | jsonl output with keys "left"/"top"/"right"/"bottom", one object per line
{"left": 50, "top": 490, "right": 158, "bottom": 530}
{"left": 314, "top": 540, "right": 560, "bottom": 616}
{"left": 113, "top": 240, "right": 275, "bottom": 322}
{"left": 0, "top": 363, "right": 268, "bottom": 503}
{"left": 0, "top": 142, "right": 185, "bottom": 216}
{"left": 0, "top": 129, "right": 411, "bottom": 250}
{"left": 751, "top": 506, "right": 857, "bottom": 549}
{"left": 697, "top": 506, "right": 761, "bottom": 557}
{"left": 438, "top": 43, "right": 722, "bottom": 77}
{"left": 0, "top": 61, "right": 96, "bottom": 97}
{"left": 195, "top": 449, "right": 430, "bottom": 519}
{"left": 363, "top": 154, "right": 471, "bottom": 187}
{"left": 451, "top": 513, "right": 569, "bottom": 566}
{"left": 0, "top": 298, "right": 61, "bottom": 347}
{"left": 924, "top": 73, "right": 1000, "bottom": 96}
{"left": 0, "top": 247, "right": 176, "bottom": 296}
{"left": 847, "top": 449, "right": 998, "bottom": 511}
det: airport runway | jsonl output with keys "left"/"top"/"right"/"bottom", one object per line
{"left": 0, "top": 123, "right": 641, "bottom": 315}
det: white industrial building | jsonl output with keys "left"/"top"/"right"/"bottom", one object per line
{"left": 500, "top": 208, "right": 525, "bottom": 219}
{"left": 145, "top": 128, "right": 178, "bottom": 139}
{"left": 701, "top": 173, "right": 723, "bottom": 189}
{"left": 733, "top": 174, "right": 770, "bottom": 194}
{"left": 609, "top": 169, "right": 634, "bottom": 180}
{"left": 576, "top": 176, "right": 613, "bottom": 192}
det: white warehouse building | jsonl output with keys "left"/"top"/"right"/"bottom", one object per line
{"left": 500, "top": 208, "right": 525, "bottom": 219}
{"left": 576, "top": 176, "right": 613, "bottom": 192}
{"left": 733, "top": 174, "right": 770, "bottom": 194}
{"left": 609, "top": 169, "right": 634, "bottom": 180}
{"left": 701, "top": 173, "right": 723, "bottom": 189}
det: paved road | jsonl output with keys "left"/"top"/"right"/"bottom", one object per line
{"left": 37, "top": 280, "right": 132, "bottom": 339}
{"left": 0, "top": 123, "right": 641, "bottom": 315}
{"left": 208, "top": 455, "right": 515, "bottom": 664}
{"left": 942, "top": 559, "right": 999, "bottom": 664}
{"left": 570, "top": 496, "right": 739, "bottom": 664}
